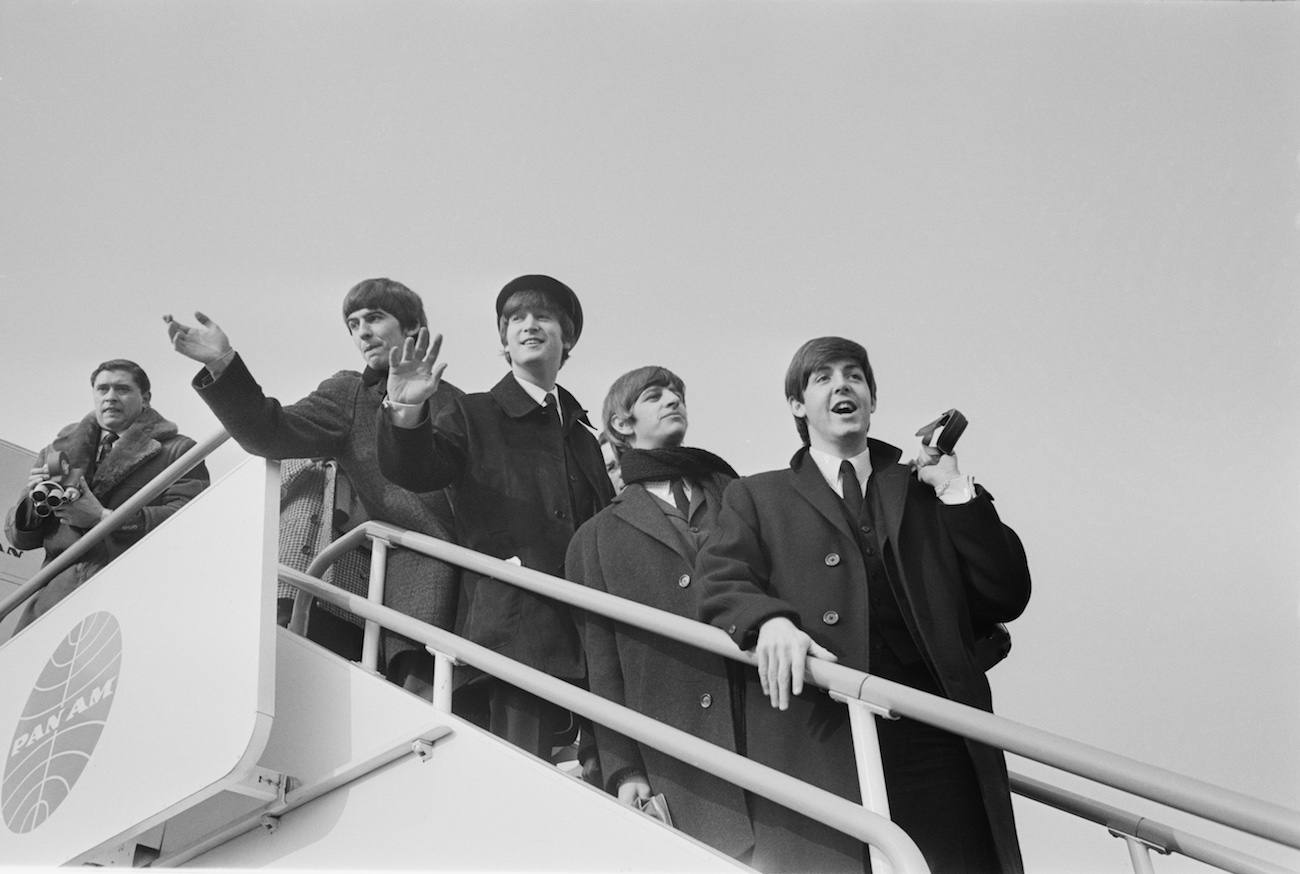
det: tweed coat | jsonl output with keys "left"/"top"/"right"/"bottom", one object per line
{"left": 194, "top": 354, "right": 464, "bottom": 660}
{"left": 6, "top": 408, "right": 210, "bottom": 632}
{"left": 377, "top": 372, "right": 615, "bottom": 681}
{"left": 698, "top": 439, "right": 1031, "bottom": 874}
{"left": 566, "top": 472, "right": 754, "bottom": 860}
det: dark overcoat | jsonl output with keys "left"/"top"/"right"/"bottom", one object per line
{"left": 566, "top": 473, "right": 754, "bottom": 860}
{"left": 6, "top": 408, "right": 210, "bottom": 632}
{"left": 698, "top": 440, "right": 1031, "bottom": 874}
{"left": 194, "top": 354, "right": 465, "bottom": 658}
{"left": 377, "top": 372, "right": 614, "bottom": 680}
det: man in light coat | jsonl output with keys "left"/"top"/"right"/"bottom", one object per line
{"left": 698, "top": 337, "right": 1031, "bottom": 874}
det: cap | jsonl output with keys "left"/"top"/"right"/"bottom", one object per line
{"left": 495, "top": 275, "right": 583, "bottom": 346}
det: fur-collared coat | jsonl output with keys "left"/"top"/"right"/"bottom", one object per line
{"left": 566, "top": 472, "right": 755, "bottom": 860}
{"left": 6, "top": 408, "right": 210, "bottom": 632}
{"left": 698, "top": 440, "right": 1031, "bottom": 874}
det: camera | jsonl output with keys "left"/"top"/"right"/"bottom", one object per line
{"left": 30, "top": 450, "right": 80, "bottom": 518}
{"left": 915, "top": 408, "right": 968, "bottom": 455}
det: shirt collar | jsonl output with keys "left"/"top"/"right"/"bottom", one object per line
{"left": 511, "top": 372, "right": 560, "bottom": 417}
{"left": 808, "top": 444, "right": 872, "bottom": 498}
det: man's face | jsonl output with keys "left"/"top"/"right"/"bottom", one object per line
{"left": 347, "top": 308, "right": 417, "bottom": 371}
{"left": 505, "top": 307, "right": 565, "bottom": 374}
{"left": 789, "top": 358, "right": 874, "bottom": 455}
{"left": 93, "top": 370, "right": 149, "bottom": 434}
{"left": 618, "top": 384, "right": 688, "bottom": 451}
{"left": 601, "top": 440, "right": 624, "bottom": 493}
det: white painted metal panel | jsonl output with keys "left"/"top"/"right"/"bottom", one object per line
{"left": 0, "top": 458, "right": 278, "bottom": 865}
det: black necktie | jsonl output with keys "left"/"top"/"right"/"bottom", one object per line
{"left": 544, "top": 393, "right": 561, "bottom": 429}
{"left": 840, "top": 460, "right": 863, "bottom": 521}
{"left": 97, "top": 431, "right": 117, "bottom": 465}
{"left": 671, "top": 478, "right": 691, "bottom": 517}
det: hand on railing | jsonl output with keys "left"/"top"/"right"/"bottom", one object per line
{"left": 756, "top": 616, "right": 838, "bottom": 710}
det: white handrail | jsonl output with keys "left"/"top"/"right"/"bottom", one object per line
{"left": 298, "top": 520, "right": 1300, "bottom": 858}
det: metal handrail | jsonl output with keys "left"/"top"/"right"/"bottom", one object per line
{"left": 303, "top": 520, "right": 1300, "bottom": 857}
{"left": 1008, "top": 772, "right": 1296, "bottom": 874}
{"left": 278, "top": 564, "right": 931, "bottom": 874}
{"left": 0, "top": 428, "right": 230, "bottom": 624}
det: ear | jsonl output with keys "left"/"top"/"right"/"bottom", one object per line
{"left": 405, "top": 325, "right": 421, "bottom": 339}
{"left": 788, "top": 397, "right": 807, "bottom": 420}
{"left": 610, "top": 415, "right": 635, "bottom": 438}
{"left": 142, "top": 391, "right": 152, "bottom": 408}
{"left": 870, "top": 396, "right": 876, "bottom": 413}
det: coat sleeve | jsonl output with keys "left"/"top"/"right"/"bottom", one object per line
{"left": 696, "top": 478, "right": 801, "bottom": 650}
{"left": 194, "top": 354, "right": 353, "bottom": 460}
{"left": 566, "top": 519, "right": 647, "bottom": 793}
{"left": 376, "top": 397, "right": 470, "bottom": 493}
{"left": 109, "top": 437, "right": 211, "bottom": 545}
{"left": 938, "top": 485, "right": 1032, "bottom": 625}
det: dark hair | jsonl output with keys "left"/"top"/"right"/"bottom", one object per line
{"left": 342, "top": 278, "right": 428, "bottom": 333}
{"left": 784, "top": 337, "right": 875, "bottom": 444}
{"left": 90, "top": 359, "right": 150, "bottom": 395}
{"left": 497, "top": 290, "right": 576, "bottom": 366}
{"left": 602, "top": 366, "right": 687, "bottom": 456}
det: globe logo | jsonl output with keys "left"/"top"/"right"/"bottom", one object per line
{"left": 2, "top": 612, "right": 123, "bottom": 833}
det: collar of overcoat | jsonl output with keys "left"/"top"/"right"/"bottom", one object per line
{"left": 608, "top": 483, "right": 694, "bottom": 562}
{"left": 789, "top": 438, "right": 909, "bottom": 546}
{"left": 51, "top": 408, "right": 179, "bottom": 496}
{"left": 489, "top": 372, "right": 594, "bottom": 432}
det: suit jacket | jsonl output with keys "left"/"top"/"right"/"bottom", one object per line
{"left": 698, "top": 439, "right": 1031, "bottom": 873}
{"left": 378, "top": 372, "right": 614, "bottom": 679}
{"left": 567, "top": 472, "right": 754, "bottom": 860}
{"left": 6, "top": 408, "right": 210, "bottom": 633}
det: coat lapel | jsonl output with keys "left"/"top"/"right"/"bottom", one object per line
{"left": 91, "top": 408, "right": 175, "bottom": 494}
{"left": 867, "top": 438, "right": 909, "bottom": 548}
{"left": 789, "top": 448, "right": 855, "bottom": 540}
{"left": 611, "top": 485, "right": 692, "bottom": 562}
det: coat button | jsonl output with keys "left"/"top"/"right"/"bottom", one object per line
{"left": 727, "top": 625, "right": 737, "bottom": 635}
{"left": 822, "top": 611, "right": 840, "bottom": 625}
{"left": 689, "top": 526, "right": 700, "bottom": 534}
{"left": 860, "top": 525, "right": 872, "bottom": 535}
{"left": 554, "top": 509, "right": 566, "bottom": 519}
{"left": 699, "top": 694, "right": 713, "bottom": 708}
{"left": 824, "top": 553, "right": 841, "bottom": 566}
{"left": 864, "top": 546, "right": 875, "bottom": 556}
{"left": 678, "top": 574, "right": 690, "bottom": 588}
{"left": 569, "top": 474, "right": 578, "bottom": 483}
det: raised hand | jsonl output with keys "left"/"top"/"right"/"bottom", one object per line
{"left": 164, "top": 311, "right": 233, "bottom": 370}
{"left": 386, "top": 327, "right": 447, "bottom": 407}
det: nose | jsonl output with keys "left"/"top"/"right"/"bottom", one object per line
{"left": 519, "top": 313, "right": 540, "bottom": 331}
{"left": 663, "top": 391, "right": 682, "bottom": 409}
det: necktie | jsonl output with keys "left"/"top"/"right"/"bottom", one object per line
{"left": 544, "top": 393, "right": 562, "bottom": 429}
{"left": 97, "top": 431, "right": 118, "bottom": 465}
{"left": 840, "top": 460, "right": 863, "bottom": 521}
{"left": 670, "top": 478, "right": 691, "bottom": 517}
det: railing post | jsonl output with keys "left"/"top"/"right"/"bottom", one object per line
{"left": 833, "top": 691, "right": 897, "bottom": 874}
{"left": 429, "top": 649, "right": 455, "bottom": 713}
{"left": 362, "top": 538, "right": 388, "bottom": 674}
{"left": 1121, "top": 834, "right": 1158, "bottom": 874}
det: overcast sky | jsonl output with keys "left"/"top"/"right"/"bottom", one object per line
{"left": 1, "top": 2, "right": 1297, "bottom": 871}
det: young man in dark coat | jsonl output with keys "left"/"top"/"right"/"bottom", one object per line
{"left": 698, "top": 337, "right": 1032, "bottom": 874}
{"left": 6, "top": 360, "right": 210, "bottom": 634}
{"left": 377, "top": 275, "right": 615, "bottom": 761}
{"left": 164, "top": 279, "right": 463, "bottom": 697}
{"left": 566, "top": 366, "right": 754, "bottom": 861}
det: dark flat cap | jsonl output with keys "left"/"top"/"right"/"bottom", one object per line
{"left": 495, "top": 274, "right": 583, "bottom": 346}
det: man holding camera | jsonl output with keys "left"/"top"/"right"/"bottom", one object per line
{"left": 698, "top": 337, "right": 1031, "bottom": 874}
{"left": 5, "top": 359, "right": 210, "bottom": 635}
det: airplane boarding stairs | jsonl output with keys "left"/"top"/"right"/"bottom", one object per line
{"left": 1, "top": 447, "right": 1298, "bottom": 872}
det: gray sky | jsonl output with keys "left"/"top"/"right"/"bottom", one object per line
{"left": 2, "top": 1, "right": 1297, "bottom": 871}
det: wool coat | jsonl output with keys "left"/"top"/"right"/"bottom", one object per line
{"left": 377, "top": 372, "right": 614, "bottom": 681}
{"left": 698, "top": 440, "right": 1031, "bottom": 874}
{"left": 566, "top": 472, "right": 754, "bottom": 860}
{"left": 6, "top": 408, "right": 210, "bottom": 632}
{"left": 194, "top": 354, "right": 464, "bottom": 662}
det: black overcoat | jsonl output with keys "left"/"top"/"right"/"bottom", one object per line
{"left": 566, "top": 473, "right": 754, "bottom": 859}
{"left": 378, "top": 372, "right": 614, "bottom": 680}
{"left": 698, "top": 439, "right": 1031, "bottom": 874}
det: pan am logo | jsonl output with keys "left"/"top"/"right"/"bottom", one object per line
{"left": 2, "top": 612, "right": 122, "bottom": 833}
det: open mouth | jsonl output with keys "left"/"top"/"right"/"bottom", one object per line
{"left": 831, "top": 401, "right": 857, "bottom": 415}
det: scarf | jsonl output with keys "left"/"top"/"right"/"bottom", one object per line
{"left": 618, "top": 446, "right": 739, "bottom": 486}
